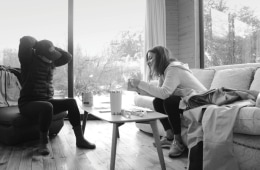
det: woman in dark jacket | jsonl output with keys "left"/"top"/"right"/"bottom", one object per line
{"left": 18, "top": 36, "right": 95, "bottom": 155}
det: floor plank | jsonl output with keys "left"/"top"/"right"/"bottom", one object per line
{"left": 0, "top": 145, "right": 12, "bottom": 170}
{"left": 0, "top": 120, "right": 188, "bottom": 170}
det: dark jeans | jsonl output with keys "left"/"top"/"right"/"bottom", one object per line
{"left": 153, "top": 95, "right": 183, "bottom": 134}
{"left": 19, "top": 98, "right": 81, "bottom": 132}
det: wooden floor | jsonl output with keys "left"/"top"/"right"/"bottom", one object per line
{"left": 0, "top": 120, "right": 188, "bottom": 170}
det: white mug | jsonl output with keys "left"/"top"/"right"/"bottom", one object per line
{"left": 110, "top": 90, "right": 122, "bottom": 115}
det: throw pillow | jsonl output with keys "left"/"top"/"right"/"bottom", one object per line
{"left": 249, "top": 67, "right": 260, "bottom": 91}
{"left": 191, "top": 69, "right": 215, "bottom": 89}
{"left": 210, "top": 67, "right": 254, "bottom": 90}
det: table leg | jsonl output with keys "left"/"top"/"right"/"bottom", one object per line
{"left": 150, "top": 120, "right": 166, "bottom": 170}
{"left": 82, "top": 111, "right": 88, "bottom": 134}
{"left": 116, "top": 123, "right": 124, "bottom": 138}
{"left": 110, "top": 123, "right": 119, "bottom": 170}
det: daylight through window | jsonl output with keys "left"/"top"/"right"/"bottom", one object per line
{"left": 74, "top": 0, "right": 146, "bottom": 97}
{"left": 203, "top": 0, "right": 260, "bottom": 67}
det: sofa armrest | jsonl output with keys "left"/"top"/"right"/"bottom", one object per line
{"left": 134, "top": 95, "right": 155, "bottom": 110}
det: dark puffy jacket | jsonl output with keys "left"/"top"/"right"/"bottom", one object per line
{"left": 18, "top": 36, "right": 72, "bottom": 107}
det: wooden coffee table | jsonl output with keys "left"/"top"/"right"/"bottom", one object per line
{"left": 78, "top": 99, "right": 168, "bottom": 170}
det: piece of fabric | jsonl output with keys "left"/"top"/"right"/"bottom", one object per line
{"left": 180, "top": 87, "right": 258, "bottom": 110}
{"left": 185, "top": 101, "right": 253, "bottom": 170}
{"left": 0, "top": 66, "right": 21, "bottom": 107}
{"left": 202, "top": 104, "right": 240, "bottom": 170}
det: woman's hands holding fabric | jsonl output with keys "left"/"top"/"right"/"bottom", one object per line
{"left": 127, "top": 79, "right": 152, "bottom": 97}
{"left": 127, "top": 78, "right": 140, "bottom": 93}
{"left": 136, "top": 88, "right": 153, "bottom": 97}
{"left": 129, "top": 78, "right": 140, "bottom": 88}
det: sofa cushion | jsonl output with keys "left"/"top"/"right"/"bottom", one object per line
{"left": 249, "top": 68, "right": 260, "bottom": 92}
{"left": 133, "top": 95, "right": 155, "bottom": 110}
{"left": 233, "top": 107, "right": 260, "bottom": 135}
{"left": 233, "top": 133, "right": 260, "bottom": 170}
{"left": 191, "top": 69, "right": 215, "bottom": 89}
{"left": 134, "top": 95, "right": 260, "bottom": 136}
{"left": 210, "top": 67, "right": 254, "bottom": 90}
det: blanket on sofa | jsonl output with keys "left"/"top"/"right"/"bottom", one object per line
{"left": 181, "top": 88, "right": 258, "bottom": 170}
{"left": 184, "top": 100, "right": 254, "bottom": 170}
{"left": 179, "top": 87, "right": 259, "bottom": 110}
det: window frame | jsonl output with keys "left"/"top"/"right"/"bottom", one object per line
{"left": 199, "top": 0, "right": 205, "bottom": 68}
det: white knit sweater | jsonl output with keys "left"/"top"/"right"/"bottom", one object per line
{"left": 138, "top": 62, "right": 207, "bottom": 99}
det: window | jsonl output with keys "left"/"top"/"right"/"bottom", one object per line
{"left": 0, "top": 0, "right": 68, "bottom": 97}
{"left": 203, "top": 0, "right": 260, "bottom": 67}
{"left": 0, "top": 0, "right": 146, "bottom": 98}
{"left": 74, "top": 0, "right": 146, "bottom": 97}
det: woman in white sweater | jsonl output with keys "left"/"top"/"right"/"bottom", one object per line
{"left": 129, "top": 46, "right": 206, "bottom": 158}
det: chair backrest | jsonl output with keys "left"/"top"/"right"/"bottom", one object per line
{"left": 0, "top": 65, "right": 21, "bottom": 107}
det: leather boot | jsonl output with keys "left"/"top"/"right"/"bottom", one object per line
{"left": 73, "top": 125, "right": 96, "bottom": 149}
{"left": 39, "top": 131, "right": 50, "bottom": 155}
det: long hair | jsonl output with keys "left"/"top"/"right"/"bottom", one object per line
{"left": 146, "top": 46, "right": 177, "bottom": 80}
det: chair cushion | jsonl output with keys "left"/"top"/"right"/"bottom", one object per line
{"left": 0, "top": 106, "right": 21, "bottom": 126}
{"left": 14, "top": 111, "right": 67, "bottom": 127}
{"left": 250, "top": 68, "right": 260, "bottom": 91}
{"left": 210, "top": 67, "right": 255, "bottom": 90}
{"left": 0, "top": 106, "right": 67, "bottom": 127}
{"left": 191, "top": 69, "right": 215, "bottom": 89}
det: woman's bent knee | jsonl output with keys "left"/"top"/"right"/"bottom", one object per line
{"left": 164, "top": 95, "right": 181, "bottom": 106}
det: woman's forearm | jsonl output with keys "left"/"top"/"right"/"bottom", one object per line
{"left": 54, "top": 47, "right": 72, "bottom": 67}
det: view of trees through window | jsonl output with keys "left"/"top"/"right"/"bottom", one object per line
{"left": 204, "top": 0, "right": 260, "bottom": 67}
{"left": 72, "top": 0, "right": 145, "bottom": 97}
{"left": 0, "top": 0, "right": 68, "bottom": 97}
{"left": 0, "top": 0, "right": 145, "bottom": 98}
{"left": 73, "top": 30, "right": 144, "bottom": 97}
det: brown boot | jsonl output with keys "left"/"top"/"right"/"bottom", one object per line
{"left": 73, "top": 125, "right": 96, "bottom": 149}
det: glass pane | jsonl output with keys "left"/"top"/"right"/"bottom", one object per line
{"left": 0, "top": 0, "right": 68, "bottom": 97}
{"left": 203, "top": 0, "right": 260, "bottom": 67}
{"left": 74, "top": 0, "right": 145, "bottom": 97}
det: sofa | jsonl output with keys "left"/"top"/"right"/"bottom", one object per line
{"left": 134, "top": 63, "right": 260, "bottom": 170}
{"left": 0, "top": 67, "right": 67, "bottom": 145}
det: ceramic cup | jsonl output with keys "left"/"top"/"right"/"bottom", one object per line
{"left": 110, "top": 90, "right": 122, "bottom": 115}
{"left": 82, "top": 92, "right": 93, "bottom": 107}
